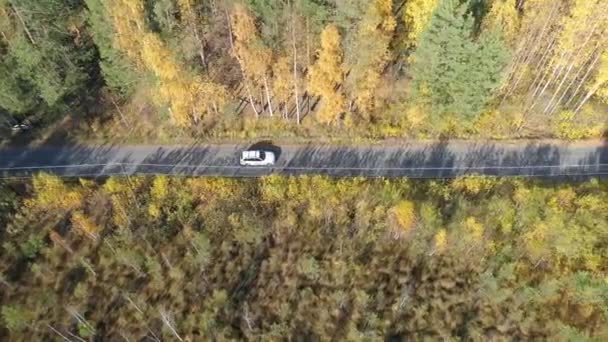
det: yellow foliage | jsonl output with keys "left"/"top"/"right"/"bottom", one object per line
{"left": 231, "top": 5, "right": 257, "bottom": 44}
{"left": 108, "top": 1, "right": 226, "bottom": 127}
{"left": 150, "top": 176, "right": 170, "bottom": 201}
{"left": 591, "top": 51, "right": 608, "bottom": 102}
{"left": 141, "top": 34, "right": 227, "bottom": 126}
{"left": 309, "top": 25, "right": 344, "bottom": 96}
{"left": 575, "top": 194, "right": 605, "bottom": 212}
{"left": 434, "top": 229, "right": 447, "bottom": 252}
{"left": 107, "top": 0, "right": 146, "bottom": 62}
{"left": 71, "top": 211, "right": 100, "bottom": 241}
{"left": 308, "top": 25, "right": 346, "bottom": 124}
{"left": 555, "top": 110, "right": 604, "bottom": 140}
{"left": 187, "top": 178, "right": 243, "bottom": 203}
{"left": 556, "top": 0, "right": 606, "bottom": 67}
{"left": 464, "top": 217, "right": 484, "bottom": 243}
{"left": 352, "top": 0, "right": 396, "bottom": 115}
{"left": 391, "top": 201, "right": 416, "bottom": 238}
{"left": 473, "top": 109, "right": 516, "bottom": 139}
{"left": 177, "top": 0, "right": 195, "bottom": 25}
{"left": 272, "top": 56, "right": 294, "bottom": 106}
{"left": 548, "top": 188, "right": 576, "bottom": 212}
{"left": 451, "top": 176, "right": 498, "bottom": 196}
{"left": 148, "top": 204, "right": 161, "bottom": 219}
{"left": 512, "top": 186, "right": 531, "bottom": 207}
{"left": 402, "top": 0, "right": 439, "bottom": 47}
{"left": 148, "top": 176, "right": 170, "bottom": 218}
{"left": 141, "top": 34, "right": 180, "bottom": 81}
{"left": 103, "top": 177, "right": 141, "bottom": 227}
{"left": 405, "top": 105, "right": 429, "bottom": 130}
{"left": 523, "top": 222, "right": 549, "bottom": 261}
{"left": 483, "top": 0, "right": 520, "bottom": 44}
{"left": 231, "top": 5, "right": 271, "bottom": 82}
{"left": 316, "top": 92, "right": 346, "bottom": 124}
{"left": 260, "top": 175, "right": 288, "bottom": 203}
{"left": 27, "top": 173, "right": 83, "bottom": 211}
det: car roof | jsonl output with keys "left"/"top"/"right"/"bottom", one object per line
{"left": 242, "top": 150, "right": 261, "bottom": 159}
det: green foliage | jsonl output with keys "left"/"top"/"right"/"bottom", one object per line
{"left": 84, "top": 0, "right": 139, "bottom": 95}
{"left": 19, "top": 236, "right": 44, "bottom": 259}
{"left": 150, "top": 0, "right": 179, "bottom": 35}
{"left": 410, "top": 0, "right": 510, "bottom": 124}
{"left": 1, "top": 305, "right": 29, "bottom": 331}
{"left": 0, "top": 55, "right": 36, "bottom": 114}
{"left": 1, "top": 0, "right": 95, "bottom": 111}
{"left": 245, "top": 0, "right": 286, "bottom": 48}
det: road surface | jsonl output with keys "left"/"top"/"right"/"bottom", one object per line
{"left": 0, "top": 141, "right": 607, "bottom": 178}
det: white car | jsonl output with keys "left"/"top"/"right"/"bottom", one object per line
{"left": 240, "top": 150, "right": 276, "bottom": 166}
{"left": 11, "top": 123, "right": 32, "bottom": 132}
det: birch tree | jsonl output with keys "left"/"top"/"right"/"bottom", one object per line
{"left": 347, "top": 0, "right": 396, "bottom": 120}
{"left": 177, "top": 0, "right": 207, "bottom": 67}
{"left": 308, "top": 24, "right": 346, "bottom": 124}
{"left": 482, "top": 0, "right": 520, "bottom": 45}
{"left": 231, "top": 5, "right": 274, "bottom": 117}
{"left": 141, "top": 33, "right": 227, "bottom": 126}
{"left": 402, "top": 0, "right": 439, "bottom": 48}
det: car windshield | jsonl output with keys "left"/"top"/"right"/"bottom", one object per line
{"left": 258, "top": 151, "right": 265, "bottom": 160}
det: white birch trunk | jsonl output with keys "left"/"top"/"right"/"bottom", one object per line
{"left": 225, "top": 9, "right": 260, "bottom": 118}
{"left": 263, "top": 75, "right": 274, "bottom": 117}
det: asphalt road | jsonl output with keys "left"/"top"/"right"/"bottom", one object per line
{"left": 0, "top": 140, "right": 607, "bottom": 178}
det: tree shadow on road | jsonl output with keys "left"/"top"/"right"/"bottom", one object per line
{"left": 248, "top": 140, "right": 282, "bottom": 161}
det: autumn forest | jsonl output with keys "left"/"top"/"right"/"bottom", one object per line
{"left": 2, "top": 0, "right": 608, "bottom": 340}
{"left": 1, "top": 175, "right": 608, "bottom": 339}
{"left": 0, "top": 0, "right": 606, "bottom": 141}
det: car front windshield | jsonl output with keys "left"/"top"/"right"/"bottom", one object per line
{"left": 258, "top": 151, "right": 265, "bottom": 160}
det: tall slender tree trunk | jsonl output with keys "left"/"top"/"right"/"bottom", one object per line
{"left": 543, "top": 62, "right": 574, "bottom": 114}
{"left": 193, "top": 26, "right": 207, "bottom": 68}
{"left": 46, "top": 324, "right": 73, "bottom": 342}
{"left": 291, "top": 2, "right": 301, "bottom": 124}
{"left": 159, "top": 308, "right": 184, "bottom": 342}
{"left": 505, "top": 2, "right": 559, "bottom": 100}
{"left": 10, "top": 4, "right": 36, "bottom": 45}
{"left": 548, "top": 50, "right": 594, "bottom": 114}
{"left": 575, "top": 82, "right": 603, "bottom": 114}
{"left": 306, "top": 18, "right": 311, "bottom": 115}
{"left": 544, "top": 23, "right": 600, "bottom": 115}
{"left": 565, "top": 51, "right": 602, "bottom": 107}
{"left": 263, "top": 75, "right": 274, "bottom": 117}
{"left": 527, "top": 49, "right": 570, "bottom": 112}
{"left": 225, "top": 9, "right": 260, "bottom": 118}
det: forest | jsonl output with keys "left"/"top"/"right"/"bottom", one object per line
{"left": 0, "top": 0, "right": 607, "bottom": 142}
{"left": 1, "top": 174, "right": 608, "bottom": 339}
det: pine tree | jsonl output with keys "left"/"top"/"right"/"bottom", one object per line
{"left": 84, "top": 0, "right": 139, "bottom": 95}
{"left": 0, "top": 55, "right": 35, "bottom": 114}
{"left": 410, "top": 0, "right": 510, "bottom": 123}
{"left": 308, "top": 24, "right": 346, "bottom": 124}
{"left": 0, "top": 0, "right": 94, "bottom": 109}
